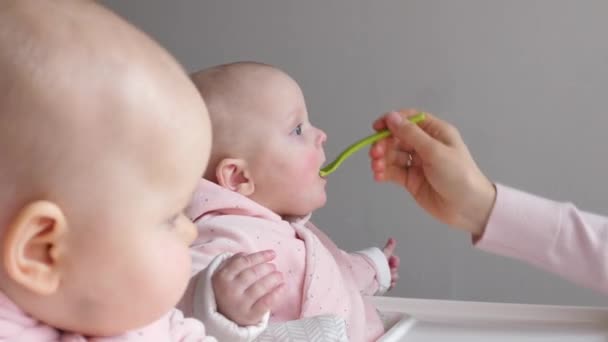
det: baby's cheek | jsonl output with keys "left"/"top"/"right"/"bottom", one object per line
{"left": 149, "top": 240, "right": 192, "bottom": 300}
{"left": 299, "top": 151, "right": 320, "bottom": 178}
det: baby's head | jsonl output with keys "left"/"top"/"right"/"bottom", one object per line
{"left": 191, "top": 62, "right": 327, "bottom": 217}
{"left": 0, "top": 0, "right": 210, "bottom": 336}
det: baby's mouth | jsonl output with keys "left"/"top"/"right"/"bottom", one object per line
{"left": 319, "top": 159, "right": 327, "bottom": 179}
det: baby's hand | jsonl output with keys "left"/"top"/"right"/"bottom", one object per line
{"left": 213, "top": 250, "right": 284, "bottom": 326}
{"left": 383, "top": 238, "right": 400, "bottom": 290}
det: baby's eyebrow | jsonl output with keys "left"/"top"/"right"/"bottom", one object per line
{"left": 286, "top": 108, "right": 304, "bottom": 124}
{"left": 285, "top": 110, "right": 297, "bottom": 122}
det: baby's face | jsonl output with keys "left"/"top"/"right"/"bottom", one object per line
{"left": 60, "top": 106, "right": 210, "bottom": 334}
{"left": 0, "top": 0, "right": 211, "bottom": 335}
{"left": 245, "top": 73, "right": 328, "bottom": 217}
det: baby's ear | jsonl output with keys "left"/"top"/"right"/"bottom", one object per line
{"left": 2, "top": 201, "right": 67, "bottom": 295}
{"left": 216, "top": 158, "right": 255, "bottom": 196}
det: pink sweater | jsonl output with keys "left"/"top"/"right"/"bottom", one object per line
{"left": 183, "top": 179, "right": 391, "bottom": 342}
{"left": 0, "top": 291, "right": 215, "bottom": 342}
{"left": 477, "top": 184, "right": 608, "bottom": 294}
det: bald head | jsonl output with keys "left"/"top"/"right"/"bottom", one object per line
{"left": 190, "top": 61, "right": 282, "bottom": 125}
{"left": 0, "top": 0, "right": 209, "bottom": 227}
{"left": 0, "top": 0, "right": 212, "bottom": 334}
{"left": 191, "top": 62, "right": 294, "bottom": 179}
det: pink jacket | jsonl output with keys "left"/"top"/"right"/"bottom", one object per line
{"left": 477, "top": 184, "right": 608, "bottom": 294}
{"left": 183, "top": 179, "right": 391, "bottom": 342}
{"left": 0, "top": 291, "right": 216, "bottom": 342}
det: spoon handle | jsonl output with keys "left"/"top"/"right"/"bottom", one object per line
{"left": 320, "top": 112, "right": 426, "bottom": 177}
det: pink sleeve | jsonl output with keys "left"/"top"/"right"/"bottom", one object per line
{"left": 342, "top": 251, "right": 381, "bottom": 295}
{"left": 476, "top": 183, "right": 608, "bottom": 294}
{"left": 307, "top": 223, "right": 390, "bottom": 295}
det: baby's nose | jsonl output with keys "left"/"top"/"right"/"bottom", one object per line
{"left": 316, "top": 128, "right": 327, "bottom": 146}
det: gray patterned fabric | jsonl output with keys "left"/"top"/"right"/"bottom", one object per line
{"left": 254, "top": 315, "right": 348, "bottom": 342}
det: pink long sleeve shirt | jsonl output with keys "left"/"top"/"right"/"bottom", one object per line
{"left": 477, "top": 184, "right": 608, "bottom": 294}
{"left": 183, "top": 180, "right": 391, "bottom": 342}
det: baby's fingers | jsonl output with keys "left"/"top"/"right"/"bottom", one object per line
{"left": 383, "top": 238, "right": 397, "bottom": 258}
{"left": 245, "top": 270, "right": 283, "bottom": 301}
{"left": 389, "top": 255, "right": 400, "bottom": 269}
{"left": 221, "top": 250, "right": 276, "bottom": 279}
{"left": 232, "top": 265, "right": 275, "bottom": 297}
{"left": 248, "top": 278, "right": 285, "bottom": 321}
{"left": 390, "top": 265, "right": 399, "bottom": 287}
{"left": 390, "top": 277, "right": 399, "bottom": 290}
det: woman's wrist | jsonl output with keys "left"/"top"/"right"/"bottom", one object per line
{"left": 462, "top": 177, "right": 497, "bottom": 236}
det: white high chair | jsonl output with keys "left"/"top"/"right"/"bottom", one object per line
{"left": 255, "top": 296, "right": 608, "bottom": 341}
{"left": 374, "top": 296, "right": 608, "bottom": 341}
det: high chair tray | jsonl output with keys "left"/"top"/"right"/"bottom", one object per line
{"left": 372, "top": 296, "right": 608, "bottom": 341}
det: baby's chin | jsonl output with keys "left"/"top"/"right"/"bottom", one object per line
{"left": 281, "top": 200, "right": 325, "bottom": 219}
{"left": 77, "top": 305, "right": 172, "bottom": 337}
{"left": 316, "top": 192, "right": 328, "bottom": 209}
{"left": 302, "top": 194, "right": 328, "bottom": 214}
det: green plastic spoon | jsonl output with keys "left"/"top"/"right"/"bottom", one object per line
{"left": 319, "top": 112, "right": 426, "bottom": 177}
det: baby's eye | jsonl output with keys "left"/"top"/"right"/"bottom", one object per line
{"left": 291, "top": 123, "right": 303, "bottom": 136}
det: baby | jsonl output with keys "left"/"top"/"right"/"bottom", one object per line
{"left": 0, "top": 1, "right": 272, "bottom": 341}
{"left": 181, "top": 61, "right": 400, "bottom": 342}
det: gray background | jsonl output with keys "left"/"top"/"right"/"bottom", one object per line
{"left": 102, "top": 0, "right": 608, "bottom": 306}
